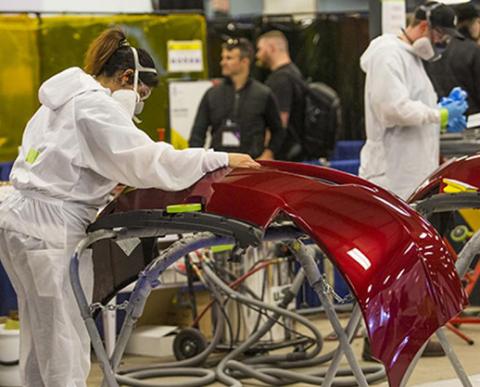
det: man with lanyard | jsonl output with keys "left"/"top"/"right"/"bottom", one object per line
{"left": 189, "top": 38, "right": 285, "bottom": 160}
{"left": 359, "top": 1, "right": 468, "bottom": 201}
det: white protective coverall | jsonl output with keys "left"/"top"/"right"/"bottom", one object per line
{"left": 359, "top": 34, "right": 441, "bottom": 200}
{"left": 0, "top": 67, "right": 228, "bottom": 387}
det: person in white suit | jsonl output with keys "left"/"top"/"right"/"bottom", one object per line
{"left": 359, "top": 1, "right": 467, "bottom": 200}
{"left": 0, "top": 27, "right": 258, "bottom": 387}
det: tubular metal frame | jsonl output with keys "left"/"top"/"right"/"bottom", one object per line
{"left": 70, "top": 222, "right": 474, "bottom": 387}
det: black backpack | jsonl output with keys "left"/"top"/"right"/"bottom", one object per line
{"left": 287, "top": 75, "right": 342, "bottom": 160}
{"left": 302, "top": 82, "right": 342, "bottom": 159}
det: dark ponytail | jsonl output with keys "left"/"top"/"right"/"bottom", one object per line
{"left": 84, "top": 27, "right": 159, "bottom": 87}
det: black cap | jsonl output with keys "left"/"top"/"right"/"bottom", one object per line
{"left": 454, "top": 2, "right": 480, "bottom": 23}
{"left": 415, "top": 1, "right": 463, "bottom": 38}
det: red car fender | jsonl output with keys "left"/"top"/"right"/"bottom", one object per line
{"left": 409, "top": 154, "right": 480, "bottom": 201}
{"left": 101, "top": 161, "right": 465, "bottom": 387}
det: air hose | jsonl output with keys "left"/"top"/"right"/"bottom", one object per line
{"left": 114, "top": 249, "right": 386, "bottom": 386}
{"left": 202, "top": 263, "right": 386, "bottom": 387}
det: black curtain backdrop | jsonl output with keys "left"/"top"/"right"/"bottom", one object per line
{"left": 207, "top": 14, "right": 369, "bottom": 141}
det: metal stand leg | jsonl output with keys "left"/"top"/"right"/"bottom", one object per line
{"left": 400, "top": 329, "right": 473, "bottom": 387}
{"left": 322, "top": 303, "right": 363, "bottom": 387}
{"left": 436, "top": 328, "right": 473, "bottom": 387}
{"left": 69, "top": 231, "right": 120, "bottom": 387}
{"left": 400, "top": 340, "right": 427, "bottom": 387}
{"left": 400, "top": 328, "right": 472, "bottom": 387}
{"left": 288, "top": 240, "right": 369, "bottom": 387}
{"left": 108, "top": 275, "right": 153, "bottom": 373}
{"left": 401, "top": 231, "right": 480, "bottom": 386}
{"left": 103, "top": 297, "right": 117, "bottom": 358}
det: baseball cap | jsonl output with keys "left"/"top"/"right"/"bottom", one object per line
{"left": 454, "top": 2, "right": 480, "bottom": 23}
{"left": 415, "top": 1, "right": 463, "bottom": 38}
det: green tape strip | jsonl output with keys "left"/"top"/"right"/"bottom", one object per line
{"left": 25, "top": 148, "right": 40, "bottom": 164}
{"left": 211, "top": 244, "right": 234, "bottom": 253}
{"left": 166, "top": 203, "right": 202, "bottom": 213}
{"left": 440, "top": 108, "right": 448, "bottom": 131}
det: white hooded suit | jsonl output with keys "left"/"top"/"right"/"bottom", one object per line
{"left": 359, "top": 34, "right": 441, "bottom": 200}
{"left": 0, "top": 67, "right": 228, "bottom": 387}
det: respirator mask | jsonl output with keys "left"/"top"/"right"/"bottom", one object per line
{"left": 405, "top": 3, "right": 455, "bottom": 62}
{"left": 411, "top": 34, "right": 450, "bottom": 62}
{"left": 112, "top": 44, "right": 157, "bottom": 121}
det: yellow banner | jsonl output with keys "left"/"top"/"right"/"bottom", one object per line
{"left": 168, "top": 40, "right": 202, "bottom": 51}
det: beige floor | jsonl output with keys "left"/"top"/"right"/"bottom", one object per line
{"left": 87, "top": 310, "right": 480, "bottom": 386}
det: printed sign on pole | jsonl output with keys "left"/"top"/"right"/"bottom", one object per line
{"left": 382, "top": 0, "right": 406, "bottom": 34}
{"left": 167, "top": 40, "right": 204, "bottom": 73}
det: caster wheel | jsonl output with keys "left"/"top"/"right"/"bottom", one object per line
{"left": 173, "top": 328, "right": 208, "bottom": 360}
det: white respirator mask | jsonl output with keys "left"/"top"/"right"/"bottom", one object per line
{"left": 111, "top": 89, "right": 140, "bottom": 118}
{"left": 406, "top": 3, "right": 454, "bottom": 62}
{"left": 411, "top": 36, "right": 437, "bottom": 61}
{"left": 112, "top": 43, "right": 157, "bottom": 121}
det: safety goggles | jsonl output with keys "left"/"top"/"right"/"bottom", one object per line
{"left": 138, "top": 79, "right": 152, "bottom": 101}
{"left": 130, "top": 46, "right": 157, "bottom": 100}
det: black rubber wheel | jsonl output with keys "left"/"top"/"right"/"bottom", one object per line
{"left": 173, "top": 328, "right": 208, "bottom": 360}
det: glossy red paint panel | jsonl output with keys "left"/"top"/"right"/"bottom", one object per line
{"left": 100, "top": 161, "right": 465, "bottom": 387}
{"left": 409, "top": 154, "right": 480, "bottom": 201}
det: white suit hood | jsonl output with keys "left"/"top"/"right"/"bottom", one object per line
{"left": 39, "top": 67, "right": 107, "bottom": 110}
{"left": 361, "top": 34, "right": 413, "bottom": 73}
{"left": 359, "top": 34, "right": 441, "bottom": 200}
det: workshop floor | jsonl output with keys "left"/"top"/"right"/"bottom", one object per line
{"left": 87, "top": 309, "right": 480, "bottom": 386}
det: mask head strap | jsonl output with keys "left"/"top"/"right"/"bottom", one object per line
{"left": 419, "top": 2, "right": 454, "bottom": 41}
{"left": 420, "top": 3, "right": 442, "bottom": 29}
{"left": 130, "top": 46, "right": 157, "bottom": 101}
{"left": 130, "top": 46, "right": 157, "bottom": 87}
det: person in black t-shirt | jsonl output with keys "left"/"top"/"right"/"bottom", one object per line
{"left": 189, "top": 38, "right": 285, "bottom": 160}
{"left": 256, "top": 30, "right": 305, "bottom": 161}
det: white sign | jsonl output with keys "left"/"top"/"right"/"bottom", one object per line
{"left": 264, "top": 0, "right": 316, "bottom": 14}
{"left": 382, "top": 0, "right": 406, "bottom": 35}
{"left": 167, "top": 40, "right": 204, "bottom": 73}
{"left": 168, "top": 80, "right": 213, "bottom": 149}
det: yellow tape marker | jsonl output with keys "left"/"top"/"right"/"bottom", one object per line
{"left": 211, "top": 244, "right": 234, "bottom": 253}
{"left": 166, "top": 203, "right": 202, "bottom": 214}
{"left": 442, "top": 178, "right": 478, "bottom": 194}
{"left": 25, "top": 148, "right": 40, "bottom": 164}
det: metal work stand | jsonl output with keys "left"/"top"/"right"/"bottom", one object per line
{"left": 70, "top": 213, "right": 470, "bottom": 387}
{"left": 288, "top": 240, "right": 369, "bottom": 387}
{"left": 401, "top": 193, "right": 480, "bottom": 387}
{"left": 71, "top": 221, "right": 380, "bottom": 386}
{"left": 398, "top": 233, "right": 480, "bottom": 387}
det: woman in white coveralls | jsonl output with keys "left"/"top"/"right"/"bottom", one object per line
{"left": 0, "top": 28, "right": 259, "bottom": 387}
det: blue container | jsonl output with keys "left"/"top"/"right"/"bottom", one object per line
{"left": 0, "top": 161, "right": 17, "bottom": 316}
{"left": 331, "top": 140, "right": 364, "bottom": 161}
{"left": 0, "top": 262, "right": 17, "bottom": 316}
{"left": 0, "top": 162, "right": 14, "bottom": 181}
{"left": 329, "top": 159, "right": 360, "bottom": 175}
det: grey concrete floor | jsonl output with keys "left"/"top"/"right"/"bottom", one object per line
{"left": 87, "top": 309, "right": 480, "bottom": 386}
